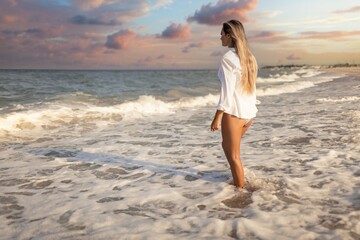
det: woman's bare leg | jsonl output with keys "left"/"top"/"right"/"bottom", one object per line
{"left": 241, "top": 119, "right": 253, "bottom": 138}
{"left": 221, "top": 113, "right": 247, "bottom": 188}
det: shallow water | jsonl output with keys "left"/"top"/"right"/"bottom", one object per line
{"left": 0, "top": 68, "right": 359, "bottom": 239}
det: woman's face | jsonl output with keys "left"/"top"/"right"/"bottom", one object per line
{"left": 220, "top": 30, "right": 231, "bottom": 47}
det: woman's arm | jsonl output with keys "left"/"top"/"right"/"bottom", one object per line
{"left": 217, "top": 57, "right": 237, "bottom": 112}
{"left": 211, "top": 110, "right": 224, "bottom": 131}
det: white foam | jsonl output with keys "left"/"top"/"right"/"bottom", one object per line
{"left": 257, "top": 69, "right": 323, "bottom": 84}
{"left": 293, "top": 69, "right": 323, "bottom": 78}
{"left": 116, "top": 95, "right": 174, "bottom": 117}
{"left": 257, "top": 73, "right": 299, "bottom": 83}
{"left": 317, "top": 96, "right": 360, "bottom": 103}
{"left": 171, "top": 94, "right": 218, "bottom": 108}
{"left": 0, "top": 94, "right": 220, "bottom": 138}
{"left": 257, "top": 81, "right": 315, "bottom": 96}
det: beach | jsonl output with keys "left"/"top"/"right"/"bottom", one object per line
{"left": 1, "top": 67, "right": 359, "bottom": 239}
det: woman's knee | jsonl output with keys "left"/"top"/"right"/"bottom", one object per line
{"left": 226, "top": 153, "right": 241, "bottom": 165}
{"left": 230, "top": 154, "right": 240, "bottom": 162}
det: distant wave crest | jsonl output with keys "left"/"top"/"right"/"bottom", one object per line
{"left": 316, "top": 96, "right": 360, "bottom": 103}
{"left": 0, "top": 94, "right": 219, "bottom": 137}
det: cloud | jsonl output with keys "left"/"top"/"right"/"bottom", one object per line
{"left": 137, "top": 54, "right": 168, "bottom": 65}
{"left": 138, "top": 56, "right": 153, "bottom": 64}
{"left": 69, "top": 0, "right": 152, "bottom": 23}
{"left": 265, "top": 16, "right": 360, "bottom": 27}
{"left": 153, "top": 0, "right": 173, "bottom": 9}
{"left": 299, "top": 31, "right": 360, "bottom": 41}
{"left": 210, "top": 51, "right": 224, "bottom": 57}
{"left": 0, "top": 15, "right": 18, "bottom": 24}
{"left": 80, "top": 32, "right": 104, "bottom": 41}
{"left": 105, "top": 29, "right": 137, "bottom": 50}
{"left": 187, "top": 0, "right": 258, "bottom": 25}
{"left": 182, "top": 42, "right": 205, "bottom": 53}
{"left": 286, "top": 54, "right": 301, "bottom": 60}
{"left": 157, "top": 54, "right": 166, "bottom": 59}
{"left": 1, "top": 28, "right": 40, "bottom": 37}
{"left": 69, "top": 15, "right": 122, "bottom": 26}
{"left": 252, "top": 10, "right": 282, "bottom": 19}
{"left": 160, "top": 23, "right": 190, "bottom": 39}
{"left": 333, "top": 5, "right": 360, "bottom": 14}
{"left": 249, "top": 31, "right": 289, "bottom": 43}
{"left": 100, "top": 1, "right": 152, "bottom": 24}
{"left": 251, "top": 31, "right": 278, "bottom": 39}
{"left": 4, "top": 0, "right": 17, "bottom": 6}
{"left": 1, "top": 27, "right": 63, "bottom": 38}
{"left": 249, "top": 30, "right": 360, "bottom": 43}
{"left": 70, "top": 0, "right": 105, "bottom": 11}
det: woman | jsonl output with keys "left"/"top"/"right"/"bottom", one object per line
{"left": 211, "top": 20, "right": 258, "bottom": 189}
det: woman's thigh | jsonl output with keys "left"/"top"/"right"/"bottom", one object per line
{"left": 221, "top": 113, "right": 246, "bottom": 149}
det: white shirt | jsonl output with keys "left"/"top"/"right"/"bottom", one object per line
{"left": 217, "top": 49, "right": 258, "bottom": 119}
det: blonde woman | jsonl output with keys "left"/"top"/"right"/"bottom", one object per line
{"left": 211, "top": 20, "right": 258, "bottom": 189}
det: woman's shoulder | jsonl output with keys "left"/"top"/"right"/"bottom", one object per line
{"left": 221, "top": 49, "right": 240, "bottom": 67}
{"left": 222, "top": 49, "right": 236, "bottom": 59}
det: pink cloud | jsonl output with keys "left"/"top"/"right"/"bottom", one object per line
{"left": 70, "top": 0, "right": 104, "bottom": 10}
{"left": 1, "top": 25, "right": 64, "bottom": 39}
{"left": 0, "top": 15, "right": 18, "bottom": 24}
{"left": 4, "top": 0, "right": 17, "bottom": 6}
{"left": 249, "top": 30, "right": 360, "bottom": 43}
{"left": 187, "top": 0, "right": 258, "bottom": 25}
{"left": 286, "top": 54, "right": 301, "bottom": 60}
{"left": 182, "top": 42, "right": 205, "bottom": 53}
{"left": 160, "top": 23, "right": 190, "bottom": 39}
{"left": 251, "top": 31, "right": 278, "bottom": 39}
{"left": 80, "top": 32, "right": 104, "bottom": 41}
{"left": 300, "top": 31, "right": 360, "bottom": 40}
{"left": 105, "top": 29, "right": 137, "bottom": 50}
{"left": 248, "top": 31, "right": 290, "bottom": 43}
{"left": 333, "top": 5, "right": 360, "bottom": 14}
{"left": 138, "top": 26, "right": 146, "bottom": 30}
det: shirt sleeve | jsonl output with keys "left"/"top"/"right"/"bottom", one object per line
{"left": 217, "top": 57, "right": 237, "bottom": 112}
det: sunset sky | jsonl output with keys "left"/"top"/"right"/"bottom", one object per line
{"left": 0, "top": 0, "right": 359, "bottom": 69}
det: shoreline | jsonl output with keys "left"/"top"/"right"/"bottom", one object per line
{"left": 321, "top": 66, "right": 360, "bottom": 78}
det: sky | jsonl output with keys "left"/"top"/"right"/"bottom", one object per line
{"left": 0, "top": 0, "right": 359, "bottom": 69}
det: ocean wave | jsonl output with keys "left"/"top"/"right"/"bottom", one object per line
{"left": 257, "top": 81, "right": 315, "bottom": 96}
{"left": 293, "top": 69, "right": 324, "bottom": 78}
{"left": 257, "top": 73, "right": 299, "bottom": 83}
{"left": 257, "top": 69, "right": 323, "bottom": 84}
{"left": 0, "top": 72, "right": 337, "bottom": 136}
{"left": 0, "top": 94, "right": 219, "bottom": 136}
{"left": 316, "top": 96, "right": 360, "bottom": 103}
{"left": 257, "top": 72, "right": 337, "bottom": 97}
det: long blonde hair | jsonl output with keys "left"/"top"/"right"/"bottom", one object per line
{"left": 223, "top": 20, "right": 257, "bottom": 95}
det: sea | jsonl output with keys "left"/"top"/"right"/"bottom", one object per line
{"left": 0, "top": 67, "right": 359, "bottom": 239}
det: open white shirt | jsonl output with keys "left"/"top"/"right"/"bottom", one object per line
{"left": 217, "top": 49, "right": 258, "bottom": 119}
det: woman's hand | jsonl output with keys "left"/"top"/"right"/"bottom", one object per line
{"left": 211, "top": 117, "right": 221, "bottom": 131}
{"left": 211, "top": 110, "right": 224, "bottom": 132}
